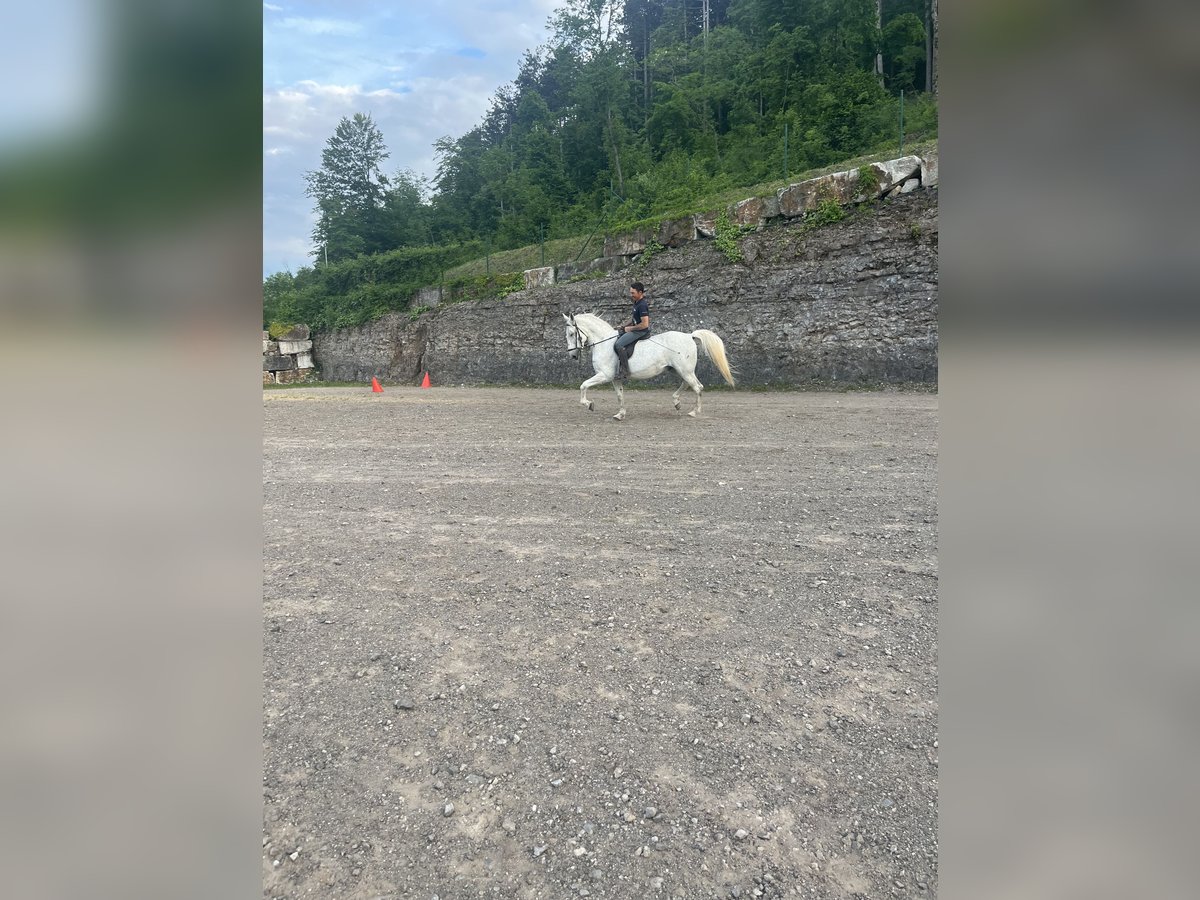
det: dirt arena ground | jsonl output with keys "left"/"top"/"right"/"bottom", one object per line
{"left": 263, "top": 385, "right": 938, "bottom": 899}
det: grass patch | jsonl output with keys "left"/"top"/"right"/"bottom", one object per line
{"left": 266, "top": 322, "right": 298, "bottom": 339}
{"left": 804, "top": 197, "right": 847, "bottom": 229}
{"left": 264, "top": 380, "right": 365, "bottom": 389}
{"left": 714, "top": 210, "right": 750, "bottom": 262}
{"left": 633, "top": 238, "right": 667, "bottom": 268}
{"left": 442, "top": 237, "right": 593, "bottom": 282}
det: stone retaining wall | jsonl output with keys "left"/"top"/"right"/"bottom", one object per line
{"left": 263, "top": 324, "right": 317, "bottom": 384}
{"left": 313, "top": 186, "right": 938, "bottom": 387}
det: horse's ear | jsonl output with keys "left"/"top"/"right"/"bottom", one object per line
{"left": 562, "top": 313, "right": 571, "bottom": 323}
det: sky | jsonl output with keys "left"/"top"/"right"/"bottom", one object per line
{"left": 263, "top": 1, "right": 559, "bottom": 278}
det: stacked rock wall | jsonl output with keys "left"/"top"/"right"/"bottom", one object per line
{"left": 263, "top": 324, "right": 316, "bottom": 384}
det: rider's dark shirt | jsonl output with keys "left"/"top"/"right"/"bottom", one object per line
{"left": 630, "top": 298, "right": 650, "bottom": 332}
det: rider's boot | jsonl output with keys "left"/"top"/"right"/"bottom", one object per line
{"left": 615, "top": 345, "right": 630, "bottom": 380}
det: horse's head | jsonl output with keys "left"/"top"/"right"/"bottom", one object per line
{"left": 563, "top": 313, "right": 585, "bottom": 359}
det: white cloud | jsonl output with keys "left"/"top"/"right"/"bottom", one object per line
{"left": 280, "top": 17, "right": 363, "bottom": 37}
{"left": 264, "top": 75, "right": 503, "bottom": 274}
{"left": 262, "top": 232, "right": 315, "bottom": 274}
{"left": 263, "top": 75, "right": 495, "bottom": 172}
{"left": 263, "top": 2, "right": 559, "bottom": 276}
{"left": 263, "top": 3, "right": 283, "bottom": 12}
{"left": 290, "top": 80, "right": 410, "bottom": 102}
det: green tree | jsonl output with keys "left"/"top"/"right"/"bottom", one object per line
{"left": 551, "top": 0, "right": 634, "bottom": 196}
{"left": 430, "top": 130, "right": 495, "bottom": 242}
{"left": 262, "top": 271, "right": 298, "bottom": 328}
{"left": 304, "top": 113, "right": 391, "bottom": 263}
{"left": 882, "top": 13, "right": 927, "bottom": 92}
{"left": 381, "top": 168, "right": 432, "bottom": 248}
{"left": 646, "top": 82, "right": 701, "bottom": 157}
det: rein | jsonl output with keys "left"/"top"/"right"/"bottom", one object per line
{"left": 567, "top": 319, "right": 679, "bottom": 361}
{"left": 643, "top": 337, "right": 677, "bottom": 352}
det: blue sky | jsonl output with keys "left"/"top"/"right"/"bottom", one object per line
{"left": 263, "top": 1, "right": 558, "bottom": 277}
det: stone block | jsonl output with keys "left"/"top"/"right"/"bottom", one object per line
{"left": 557, "top": 256, "right": 625, "bottom": 282}
{"left": 274, "top": 368, "right": 309, "bottom": 384}
{"left": 263, "top": 371, "right": 275, "bottom": 385}
{"left": 414, "top": 285, "right": 441, "bottom": 308}
{"left": 523, "top": 266, "right": 556, "bottom": 290}
{"left": 262, "top": 331, "right": 269, "bottom": 341}
{"left": 659, "top": 216, "right": 698, "bottom": 247}
{"left": 278, "top": 339, "right": 312, "bottom": 354}
{"left": 275, "top": 324, "right": 310, "bottom": 341}
{"left": 777, "top": 172, "right": 858, "bottom": 216}
{"left": 871, "top": 155, "right": 922, "bottom": 192}
{"left": 777, "top": 158, "right": 921, "bottom": 217}
{"left": 732, "top": 195, "right": 780, "bottom": 229}
{"left": 603, "top": 228, "right": 653, "bottom": 257}
{"left": 694, "top": 210, "right": 719, "bottom": 238}
{"left": 899, "top": 177, "right": 920, "bottom": 194}
{"left": 777, "top": 179, "right": 823, "bottom": 217}
{"left": 296, "top": 351, "right": 314, "bottom": 369}
{"left": 824, "top": 170, "right": 867, "bottom": 204}
{"left": 263, "top": 353, "right": 296, "bottom": 372}
{"left": 920, "top": 150, "right": 938, "bottom": 187}
{"left": 852, "top": 167, "right": 886, "bottom": 202}
{"left": 591, "top": 256, "right": 627, "bottom": 276}
{"left": 554, "top": 260, "right": 586, "bottom": 282}
{"left": 263, "top": 340, "right": 277, "bottom": 354}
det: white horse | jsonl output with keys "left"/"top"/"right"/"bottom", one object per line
{"left": 563, "top": 312, "right": 735, "bottom": 420}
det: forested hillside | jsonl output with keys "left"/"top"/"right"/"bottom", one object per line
{"left": 265, "top": 0, "right": 937, "bottom": 329}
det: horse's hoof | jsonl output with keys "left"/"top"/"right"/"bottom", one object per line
{"left": 612, "top": 412, "right": 625, "bottom": 421}
{"left": 588, "top": 401, "right": 594, "bottom": 411}
{"left": 687, "top": 410, "right": 699, "bottom": 418}
{"left": 673, "top": 401, "right": 681, "bottom": 411}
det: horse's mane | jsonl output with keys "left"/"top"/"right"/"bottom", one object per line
{"left": 572, "top": 312, "right": 615, "bottom": 333}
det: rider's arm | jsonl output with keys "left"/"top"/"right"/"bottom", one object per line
{"left": 629, "top": 315, "right": 649, "bottom": 331}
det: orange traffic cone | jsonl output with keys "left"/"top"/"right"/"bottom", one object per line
{"left": 420, "top": 372, "right": 431, "bottom": 389}
{"left": 371, "top": 377, "right": 383, "bottom": 393}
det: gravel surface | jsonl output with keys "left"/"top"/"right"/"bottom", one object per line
{"left": 263, "top": 385, "right": 938, "bottom": 899}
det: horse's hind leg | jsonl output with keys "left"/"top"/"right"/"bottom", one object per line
{"left": 672, "top": 380, "right": 687, "bottom": 412}
{"left": 683, "top": 372, "right": 704, "bottom": 417}
{"left": 612, "top": 379, "right": 626, "bottom": 421}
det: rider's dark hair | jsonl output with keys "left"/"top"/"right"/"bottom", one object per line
{"left": 630, "top": 281, "right": 645, "bottom": 293}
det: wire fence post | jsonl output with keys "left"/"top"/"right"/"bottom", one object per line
{"left": 783, "top": 122, "right": 788, "bottom": 180}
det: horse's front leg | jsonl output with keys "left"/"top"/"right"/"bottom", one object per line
{"left": 579, "top": 373, "right": 609, "bottom": 412}
{"left": 672, "top": 380, "right": 687, "bottom": 412}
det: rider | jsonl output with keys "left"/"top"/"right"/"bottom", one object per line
{"left": 614, "top": 281, "right": 650, "bottom": 380}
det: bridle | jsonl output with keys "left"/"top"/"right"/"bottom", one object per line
{"left": 569, "top": 319, "right": 585, "bottom": 356}
{"left": 566, "top": 319, "right": 616, "bottom": 359}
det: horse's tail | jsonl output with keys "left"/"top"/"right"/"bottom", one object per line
{"left": 691, "top": 329, "right": 736, "bottom": 387}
